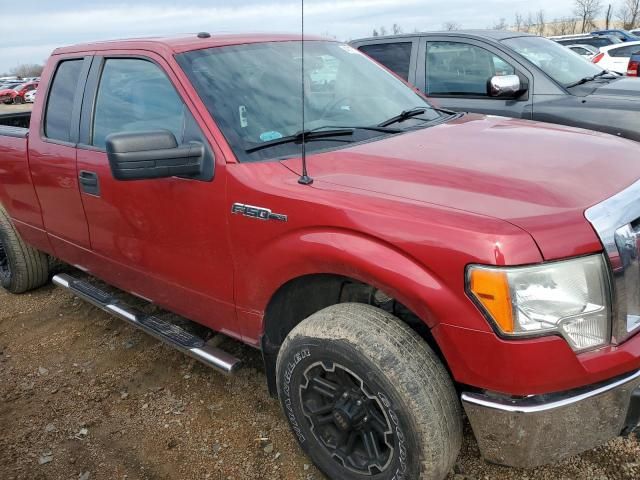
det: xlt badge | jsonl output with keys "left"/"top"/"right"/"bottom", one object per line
{"left": 231, "top": 203, "right": 287, "bottom": 222}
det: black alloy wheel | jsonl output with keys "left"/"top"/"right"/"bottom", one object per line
{"left": 300, "top": 361, "right": 394, "bottom": 475}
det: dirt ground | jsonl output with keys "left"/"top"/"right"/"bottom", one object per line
{"left": 1, "top": 101, "right": 640, "bottom": 479}
{"left": 1, "top": 281, "right": 639, "bottom": 480}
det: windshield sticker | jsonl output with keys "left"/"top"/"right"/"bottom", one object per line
{"left": 260, "top": 131, "right": 284, "bottom": 142}
{"left": 239, "top": 106, "right": 248, "bottom": 128}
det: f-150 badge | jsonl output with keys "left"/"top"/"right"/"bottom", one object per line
{"left": 231, "top": 203, "right": 288, "bottom": 222}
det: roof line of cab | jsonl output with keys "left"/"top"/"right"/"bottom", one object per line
{"left": 354, "top": 30, "right": 536, "bottom": 43}
{"left": 52, "top": 33, "right": 332, "bottom": 56}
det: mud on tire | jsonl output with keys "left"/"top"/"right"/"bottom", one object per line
{"left": 276, "top": 303, "right": 462, "bottom": 480}
{"left": 0, "top": 206, "right": 50, "bottom": 293}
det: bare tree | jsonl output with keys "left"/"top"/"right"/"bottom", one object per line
{"left": 523, "top": 12, "right": 535, "bottom": 32}
{"left": 442, "top": 21, "right": 461, "bottom": 31}
{"left": 379, "top": 26, "right": 388, "bottom": 36}
{"left": 617, "top": 0, "right": 640, "bottom": 28}
{"left": 550, "top": 16, "right": 579, "bottom": 35}
{"left": 372, "top": 28, "right": 379, "bottom": 37}
{"left": 392, "top": 23, "right": 403, "bottom": 35}
{"left": 535, "top": 10, "right": 546, "bottom": 35}
{"left": 9, "top": 64, "right": 43, "bottom": 78}
{"left": 574, "top": 0, "right": 602, "bottom": 32}
{"left": 605, "top": 3, "right": 613, "bottom": 28}
{"left": 492, "top": 17, "right": 508, "bottom": 30}
{"left": 514, "top": 12, "right": 524, "bottom": 31}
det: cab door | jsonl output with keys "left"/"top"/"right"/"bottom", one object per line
{"left": 417, "top": 37, "right": 533, "bottom": 119}
{"left": 75, "top": 52, "right": 237, "bottom": 336}
{"left": 28, "top": 55, "right": 94, "bottom": 263}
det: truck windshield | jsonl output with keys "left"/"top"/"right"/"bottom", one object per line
{"left": 502, "top": 36, "right": 604, "bottom": 87}
{"left": 177, "top": 41, "right": 441, "bottom": 162}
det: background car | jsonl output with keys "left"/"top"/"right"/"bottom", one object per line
{"left": 566, "top": 43, "right": 599, "bottom": 59}
{"left": 351, "top": 30, "right": 640, "bottom": 141}
{"left": 592, "top": 29, "right": 640, "bottom": 42}
{"left": 24, "top": 89, "right": 36, "bottom": 103}
{"left": 629, "top": 52, "right": 640, "bottom": 76}
{"left": 551, "top": 34, "right": 623, "bottom": 50}
{"left": 593, "top": 41, "right": 640, "bottom": 74}
{"left": 0, "top": 81, "right": 38, "bottom": 104}
{"left": 631, "top": 29, "right": 640, "bottom": 36}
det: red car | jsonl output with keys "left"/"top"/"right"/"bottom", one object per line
{"left": 0, "top": 34, "right": 640, "bottom": 479}
{"left": 0, "top": 81, "right": 38, "bottom": 104}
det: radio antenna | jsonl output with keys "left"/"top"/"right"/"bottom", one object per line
{"left": 298, "top": 0, "right": 313, "bottom": 185}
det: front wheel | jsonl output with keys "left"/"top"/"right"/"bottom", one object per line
{"left": 13, "top": 96, "right": 23, "bottom": 105}
{"left": 276, "top": 303, "right": 462, "bottom": 480}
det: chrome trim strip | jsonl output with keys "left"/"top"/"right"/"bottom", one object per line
{"left": 586, "top": 178, "right": 640, "bottom": 343}
{"left": 461, "top": 369, "right": 640, "bottom": 414}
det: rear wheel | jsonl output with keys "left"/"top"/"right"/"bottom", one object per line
{"left": 0, "top": 207, "right": 50, "bottom": 293}
{"left": 13, "top": 96, "right": 23, "bottom": 105}
{"left": 276, "top": 303, "right": 462, "bottom": 480}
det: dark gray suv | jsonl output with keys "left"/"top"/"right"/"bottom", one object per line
{"left": 351, "top": 31, "right": 640, "bottom": 142}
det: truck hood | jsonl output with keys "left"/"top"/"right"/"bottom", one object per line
{"left": 293, "top": 114, "right": 640, "bottom": 260}
{"left": 591, "top": 76, "right": 640, "bottom": 98}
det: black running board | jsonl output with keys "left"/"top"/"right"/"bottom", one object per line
{"left": 52, "top": 273, "right": 241, "bottom": 375}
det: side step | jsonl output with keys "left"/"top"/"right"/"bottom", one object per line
{"left": 52, "top": 273, "right": 241, "bottom": 375}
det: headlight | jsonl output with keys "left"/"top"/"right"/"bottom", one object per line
{"left": 467, "top": 255, "right": 611, "bottom": 352}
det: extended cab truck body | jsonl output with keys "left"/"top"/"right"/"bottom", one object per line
{"left": 350, "top": 31, "right": 640, "bottom": 142}
{"left": 1, "top": 34, "right": 640, "bottom": 479}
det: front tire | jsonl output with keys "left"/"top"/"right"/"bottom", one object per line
{"left": 13, "top": 96, "right": 23, "bottom": 105}
{"left": 276, "top": 303, "right": 462, "bottom": 480}
{"left": 0, "top": 206, "right": 50, "bottom": 293}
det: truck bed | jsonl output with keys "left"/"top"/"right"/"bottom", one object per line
{"left": 0, "top": 111, "right": 30, "bottom": 137}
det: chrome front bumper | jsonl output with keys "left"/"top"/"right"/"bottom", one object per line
{"left": 461, "top": 370, "right": 640, "bottom": 468}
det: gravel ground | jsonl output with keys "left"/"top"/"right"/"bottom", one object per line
{"left": 1, "top": 101, "right": 639, "bottom": 479}
{"left": 1, "top": 282, "right": 639, "bottom": 480}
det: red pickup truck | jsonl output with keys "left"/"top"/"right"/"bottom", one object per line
{"left": 1, "top": 33, "right": 639, "bottom": 479}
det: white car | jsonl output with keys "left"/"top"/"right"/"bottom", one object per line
{"left": 631, "top": 29, "right": 640, "bottom": 37}
{"left": 24, "top": 89, "right": 36, "bottom": 103}
{"left": 594, "top": 40, "right": 640, "bottom": 74}
{"left": 566, "top": 44, "right": 599, "bottom": 60}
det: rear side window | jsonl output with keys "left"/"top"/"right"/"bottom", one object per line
{"left": 358, "top": 42, "right": 413, "bottom": 80}
{"left": 92, "top": 59, "right": 185, "bottom": 149}
{"left": 609, "top": 45, "right": 640, "bottom": 57}
{"left": 44, "top": 60, "right": 84, "bottom": 142}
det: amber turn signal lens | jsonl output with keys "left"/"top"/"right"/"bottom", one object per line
{"left": 469, "top": 268, "right": 514, "bottom": 333}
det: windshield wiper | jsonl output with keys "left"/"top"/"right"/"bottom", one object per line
{"left": 245, "top": 128, "right": 355, "bottom": 153}
{"left": 378, "top": 106, "right": 455, "bottom": 128}
{"left": 310, "top": 125, "right": 403, "bottom": 134}
{"left": 566, "top": 70, "right": 608, "bottom": 88}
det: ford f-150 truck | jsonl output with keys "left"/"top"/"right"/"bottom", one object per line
{"left": 1, "top": 34, "right": 640, "bottom": 480}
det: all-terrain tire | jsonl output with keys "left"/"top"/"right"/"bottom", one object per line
{"left": 0, "top": 206, "right": 50, "bottom": 293}
{"left": 276, "top": 303, "right": 462, "bottom": 480}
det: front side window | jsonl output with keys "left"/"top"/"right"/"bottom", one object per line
{"left": 45, "top": 59, "right": 84, "bottom": 142}
{"left": 503, "top": 36, "right": 603, "bottom": 86}
{"left": 177, "top": 41, "right": 440, "bottom": 163}
{"left": 92, "top": 59, "right": 186, "bottom": 149}
{"left": 358, "top": 42, "right": 413, "bottom": 80}
{"left": 426, "top": 41, "right": 515, "bottom": 96}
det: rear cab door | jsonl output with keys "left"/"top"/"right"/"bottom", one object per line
{"left": 28, "top": 54, "right": 94, "bottom": 263}
{"left": 417, "top": 35, "right": 533, "bottom": 118}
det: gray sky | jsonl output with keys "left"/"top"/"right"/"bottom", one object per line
{"left": 0, "top": 0, "right": 573, "bottom": 73}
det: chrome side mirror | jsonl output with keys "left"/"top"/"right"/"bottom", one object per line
{"left": 487, "top": 75, "right": 524, "bottom": 98}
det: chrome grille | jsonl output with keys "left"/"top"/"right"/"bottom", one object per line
{"left": 586, "top": 179, "right": 640, "bottom": 344}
